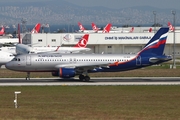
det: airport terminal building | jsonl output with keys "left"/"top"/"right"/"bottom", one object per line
{"left": 22, "top": 27, "right": 180, "bottom": 56}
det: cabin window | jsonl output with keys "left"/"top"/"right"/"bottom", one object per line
{"left": 108, "top": 46, "right": 112, "bottom": 48}
{"left": 38, "top": 39, "right": 43, "bottom": 42}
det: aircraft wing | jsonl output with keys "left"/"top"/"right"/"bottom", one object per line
{"left": 55, "top": 62, "right": 116, "bottom": 72}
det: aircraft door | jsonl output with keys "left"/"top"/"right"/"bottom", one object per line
{"left": 136, "top": 55, "right": 141, "bottom": 66}
{"left": 26, "top": 55, "right": 31, "bottom": 66}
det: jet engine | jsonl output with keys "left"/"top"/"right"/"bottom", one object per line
{"left": 52, "top": 68, "right": 76, "bottom": 78}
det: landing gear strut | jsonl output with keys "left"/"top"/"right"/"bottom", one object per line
{"left": 26, "top": 72, "right": 30, "bottom": 80}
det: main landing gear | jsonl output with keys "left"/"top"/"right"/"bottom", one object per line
{"left": 79, "top": 74, "right": 90, "bottom": 81}
{"left": 26, "top": 72, "right": 30, "bottom": 80}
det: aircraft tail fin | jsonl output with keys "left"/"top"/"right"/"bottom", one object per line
{"left": 31, "top": 23, "right": 41, "bottom": 33}
{"left": 0, "top": 26, "right": 5, "bottom": 35}
{"left": 148, "top": 28, "right": 152, "bottom": 32}
{"left": 92, "top": 22, "right": 99, "bottom": 32}
{"left": 102, "top": 23, "right": 112, "bottom": 33}
{"left": 129, "top": 27, "right": 134, "bottom": 33}
{"left": 138, "top": 27, "right": 169, "bottom": 56}
{"left": 78, "top": 22, "right": 85, "bottom": 32}
{"left": 168, "top": 22, "right": 175, "bottom": 32}
{"left": 74, "top": 34, "right": 89, "bottom": 48}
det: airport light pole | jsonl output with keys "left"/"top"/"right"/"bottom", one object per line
{"left": 172, "top": 10, "right": 176, "bottom": 69}
{"left": 153, "top": 11, "right": 156, "bottom": 33}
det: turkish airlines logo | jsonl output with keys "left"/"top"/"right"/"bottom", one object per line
{"left": 103, "top": 29, "right": 108, "bottom": 33}
{"left": 93, "top": 26, "right": 97, "bottom": 30}
{"left": 63, "top": 34, "right": 72, "bottom": 42}
{"left": 77, "top": 38, "right": 87, "bottom": 48}
{"left": 79, "top": 25, "right": 83, "bottom": 30}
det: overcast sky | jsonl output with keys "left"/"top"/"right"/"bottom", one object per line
{"left": 65, "top": 0, "right": 179, "bottom": 10}
{"left": 0, "top": 0, "right": 179, "bottom": 10}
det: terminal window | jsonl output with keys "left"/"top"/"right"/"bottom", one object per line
{"left": 52, "top": 39, "right": 56, "bottom": 42}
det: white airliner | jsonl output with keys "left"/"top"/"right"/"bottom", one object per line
{"left": 16, "top": 34, "right": 90, "bottom": 55}
{"left": 5, "top": 27, "right": 172, "bottom": 81}
{"left": 15, "top": 23, "right": 90, "bottom": 55}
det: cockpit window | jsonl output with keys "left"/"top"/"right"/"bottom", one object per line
{"left": 12, "top": 58, "right": 17, "bottom": 61}
{"left": 12, "top": 58, "right": 20, "bottom": 61}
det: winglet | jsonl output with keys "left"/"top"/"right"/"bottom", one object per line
{"left": 74, "top": 34, "right": 89, "bottom": 48}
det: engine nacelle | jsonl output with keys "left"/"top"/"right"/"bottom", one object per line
{"left": 51, "top": 68, "right": 76, "bottom": 78}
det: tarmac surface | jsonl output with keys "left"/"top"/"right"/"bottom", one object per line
{"left": 0, "top": 77, "right": 180, "bottom": 86}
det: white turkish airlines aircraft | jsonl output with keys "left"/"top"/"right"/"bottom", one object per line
{"left": 16, "top": 34, "right": 90, "bottom": 55}
{"left": 0, "top": 23, "right": 42, "bottom": 54}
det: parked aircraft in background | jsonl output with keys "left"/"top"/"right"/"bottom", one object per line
{"left": 78, "top": 22, "right": 112, "bottom": 33}
{"left": 148, "top": 28, "right": 153, "bottom": 32}
{"left": 168, "top": 22, "right": 175, "bottom": 32}
{"left": 16, "top": 23, "right": 90, "bottom": 54}
{"left": 0, "top": 26, "right": 5, "bottom": 35}
{"left": 31, "top": 23, "right": 41, "bottom": 33}
{"left": 91, "top": 22, "right": 100, "bottom": 32}
{"left": 16, "top": 33, "right": 90, "bottom": 55}
{"left": 5, "top": 27, "right": 171, "bottom": 81}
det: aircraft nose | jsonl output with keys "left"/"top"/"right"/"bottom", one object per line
{"left": 5, "top": 62, "right": 13, "bottom": 70}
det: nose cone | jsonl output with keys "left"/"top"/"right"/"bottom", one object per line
{"left": 5, "top": 62, "right": 13, "bottom": 70}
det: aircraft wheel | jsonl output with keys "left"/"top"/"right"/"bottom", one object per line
{"left": 26, "top": 77, "right": 30, "bottom": 80}
{"left": 84, "top": 76, "right": 90, "bottom": 82}
{"left": 79, "top": 74, "right": 85, "bottom": 81}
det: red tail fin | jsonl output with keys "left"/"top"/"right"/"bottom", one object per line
{"left": 129, "top": 27, "right": 134, "bottom": 33}
{"left": 31, "top": 23, "right": 41, "bottom": 33}
{"left": 148, "top": 28, "right": 152, "bottom": 32}
{"left": 78, "top": 22, "right": 86, "bottom": 31}
{"left": 102, "top": 23, "right": 112, "bottom": 33}
{"left": 0, "top": 26, "right": 5, "bottom": 35}
{"left": 91, "top": 22, "right": 99, "bottom": 32}
{"left": 74, "top": 34, "right": 89, "bottom": 48}
{"left": 168, "top": 22, "right": 175, "bottom": 32}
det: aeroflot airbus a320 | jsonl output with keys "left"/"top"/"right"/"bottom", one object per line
{"left": 6, "top": 27, "right": 172, "bottom": 81}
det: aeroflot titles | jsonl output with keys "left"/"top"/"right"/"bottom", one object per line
{"left": 105, "top": 36, "right": 151, "bottom": 40}
{"left": 38, "top": 55, "right": 62, "bottom": 57}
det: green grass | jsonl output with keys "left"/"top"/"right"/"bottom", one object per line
{"left": 0, "top": 86, "right": 180, "bottom": 120}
